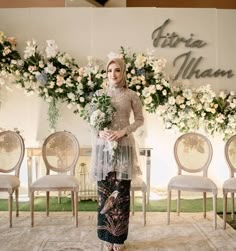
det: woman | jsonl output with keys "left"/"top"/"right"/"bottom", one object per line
{"left": 91, "top": 57, "right": 144, "bottom": 251}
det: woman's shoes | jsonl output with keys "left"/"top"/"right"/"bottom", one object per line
{"left": 104, "top": 241, "right": 113, "bottom": 251}
{"left": 113, "top": 243, "right": 124, "bottom": 251}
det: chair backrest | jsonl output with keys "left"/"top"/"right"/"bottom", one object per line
{"left": 42, "top": 131, "right": 79, "bottom": 175}
{"left": 174, "top": 132, "right": 213, "bottom": 176}
{"left": 225, "top": 134, "right": 236, "bottom": 178}
{"left": 0, "top": 130, "right": 25, "bottom": 177}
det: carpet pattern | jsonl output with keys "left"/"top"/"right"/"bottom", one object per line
{"left": 0, "top": 211, "right": 236, "bottom": 251}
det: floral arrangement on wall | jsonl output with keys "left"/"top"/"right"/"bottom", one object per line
{"left": 12, "top": 38, "right": 104, "bottom": 129}
{"left": 0, "top": 31, "right": 21, "bottom": 92}
{"left": 120, "top": 47, "right": 171, "bottom": 113}
{"left": 0, "top": 30, "right": 236, "bottom": 140}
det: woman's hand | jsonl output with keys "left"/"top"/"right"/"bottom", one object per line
{"left": 99, "top": 129, "right": 127, "bottom": 141}
{"left": 107, "top": 129, "right": 126, "bottom": 141}
{"left": 98, "top": 130, "right": 111, "bottom": 140}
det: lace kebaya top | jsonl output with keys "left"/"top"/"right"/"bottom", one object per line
{"left": 90, "top": 86, "right": 144, "bottom": 181}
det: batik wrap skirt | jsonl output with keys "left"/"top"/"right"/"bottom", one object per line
{"left": 97, "top": 171, "right": 131, "bottom": 244}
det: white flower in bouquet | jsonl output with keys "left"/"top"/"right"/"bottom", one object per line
{"left": 80, "top": 92, "right": 115, "bottom": 131}
{"left": 80, "top": 92, "right": 118, "bottom": 159}
{"left": 90, "top": 109, "right": 105, "bottom": 128}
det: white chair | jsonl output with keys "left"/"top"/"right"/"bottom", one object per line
{"left": 0, "top": 130, "right": 25, "bottom": 227}
{"left": 167, "top": 132, "right": 218, "bottom": 229}
{"left": 223, "top": 134, "right": 236, "bottom": 229}
{"left": 131, "top": 176, "right": 147, "bottom": 226}
{"left": 30, "top": 131, "right": 80, "bottom": 227}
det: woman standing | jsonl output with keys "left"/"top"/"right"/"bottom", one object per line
{"left": 91, "top": 57, "right": 144, "bottom": 251}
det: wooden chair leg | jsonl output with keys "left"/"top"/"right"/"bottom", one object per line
{"left": 30, "top": 191, "right": 34, "bottom": 227}
{"left": 142, "top": 191, "right": 146, "bottom": 226}
{"left": 203, "top": 192, "right": 206, "bottom": 218}
{"left": 9, "top": 192, "right": 13, "bottom": 228}
{"left": 131, "top": 190, "right": 135, "bottom": 216}
{"left": 46, "top": 191, "right": 49, "bottom": 216}
{"left": 15, "top": 188, "right": 19, "bottom": 217}
{"left": 75, "top": 192, "right": 78, "bottom": 227}
{"left": 223, "top": 191, "right": 227, "bottom": 230}
{"left": 167, "top": 190, "right": 171, "bottom": 224}
{"left": 177, "top": 190, "right": 181, "bottom": 216}
{"left": 71, "top": 191, "right": 75, "bottom": 216}
{"left": 231, "top": 192, "right": 234, "bottom": 220}
{"left": 213, "top": 194, "right": 217, "bottom": 230}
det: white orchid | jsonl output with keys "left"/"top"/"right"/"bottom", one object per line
{"left": 45, "top": 40, "right": 58, "bottom": 58}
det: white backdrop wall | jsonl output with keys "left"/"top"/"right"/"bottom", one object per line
{"left": 0, "top": 8, "right": 236, "bottom": 194}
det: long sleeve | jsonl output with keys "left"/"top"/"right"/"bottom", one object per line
{"left": 123, "top": 91, "right": 144, "bottom": 135}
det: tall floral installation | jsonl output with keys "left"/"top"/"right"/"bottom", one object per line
{"left": 0, "top": 31, "right": 236, "bottom": 140}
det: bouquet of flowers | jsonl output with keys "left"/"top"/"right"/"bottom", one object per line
{"left": 80, "top": 92, "right": 115, "bottom": 130}
{"left": 120, "top": 46, "right": 171, "bottom": 113}
{"left": 80, "top": 91, "right": 118, "bottom": 158}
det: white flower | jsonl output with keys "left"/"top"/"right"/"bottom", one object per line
{"left": 144, "top": 96, "right": 152, "bottom": 105}
{"left": 142, "top": 87, "right": 151, "bottom": 98}
{"left": 230, "top": 102, "right": 236, "bottom": 109}
{"left": 45, "top": 63, "right": 56, "bottom": 74}
{"left": 149, "top": 85, "right": 156, "bottom": 94}
{"left": 162, "top": 89, "right": 167, "bottom": 96}
{"left": 67, "top": 93, "right": 75, "bottom": 101}
{"left": 219, "top": 91, "right": 226, "bottom": 99}
{"left": 168, "top": 97, "right": 175, "bottom": 105}
{"left": 134, "top": 54, "right": 146, "bottom": 69}
{"left": 107, "top": 51, "right": 122, "bottom": 60}
{"left": 156, "top": 84, "right": 163, "bottom": 90}
{"left": 152, "top": 58, "right": 167, "bottom": 73}
{"left": 45, "top": 40, "right": 58, "bottom": 58}
{"left": 24, "top": 40, "right": 37, "bottom": 59}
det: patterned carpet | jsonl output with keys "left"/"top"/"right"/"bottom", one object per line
{"left": 0, "top": 211, "right": 236, "bottom": 251}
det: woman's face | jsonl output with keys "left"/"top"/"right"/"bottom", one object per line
{"left": 107, "top": 62, "right": 123, "bottom": 87}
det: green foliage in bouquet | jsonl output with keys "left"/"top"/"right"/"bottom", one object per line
{"left": 80, "top": 92, "right": 116, "bottom": 131}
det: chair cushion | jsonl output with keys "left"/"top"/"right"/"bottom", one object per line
{"left": 168, "top": 175, "right": 217, "bottom": 194}
{"left": 31, "top": 175, "right": 79, "bottom": 190}
{"left": 131, "top": 176, "right": 147, "bottom": 191}
{"left": 0, "top": 175, "right": 20, "bottom": 189}
{"left": 223, "top": 178, "right": 236, "bottom": 192}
